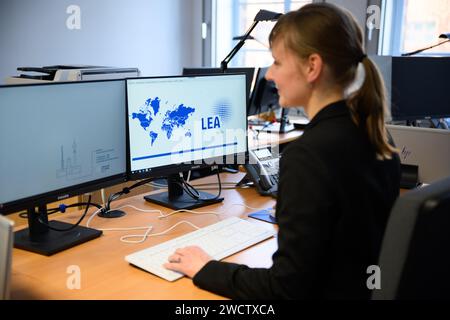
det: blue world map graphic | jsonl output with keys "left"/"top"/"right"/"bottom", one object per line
{"left": 131, "top": 97, "right": 195, "bottom": 146}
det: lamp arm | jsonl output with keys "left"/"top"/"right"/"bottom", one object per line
{"left": 220, "top": 20, "right": 259, "bottom": 72}
{"left": 402, "top": 39, "right": 450, "bottom": 57}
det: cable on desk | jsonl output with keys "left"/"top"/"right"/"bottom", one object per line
{"left": 84, "top": 183, "right": 273, "bottom": 244}
{"left": 17, "top": 196, "right": 102, "bottom": 219}
{"left": 120, "top": 220, "right": 201, "bottom": 244}
{"left": 37, "top": 195, "right": 103, "bottom": 232}
{"left": 157, "top": 208, "right": 223, "bottom": 219}
{"left": 102, "top": 177, "right": 159, "bottom": 215}
{"left": 86, "top": 206, "right": 202, "bottom": 244}
{"left": 179, "top": 166, "right": 222, "bottom": 202}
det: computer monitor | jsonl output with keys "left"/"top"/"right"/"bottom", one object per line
{"left": 247, "top": 68, "right": 295, "bottom": 133}
{"left": 392, "top": 57, "right": 450, "bottom": 121}
{"left": 372, "top": 56, "right": 450, "bottom": 121}
{"left": 0, "top": 80, "right": 127, "bottom": 255}
{"left": 182, "top": 67, "right": 255, "bottom": 106}
{"left": 126, "top": 74, "right": 248, "bottom": 210}
{"left": 247, "top": 67, "right": 279, "bottom": 117}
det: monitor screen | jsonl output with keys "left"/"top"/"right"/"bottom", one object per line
{"left": 182, "top": 67, "right": 255, "bottom": 105}
{"left": 247, "top": 67, "right": 280, "bottom": 116}
{"left": 389, "top": 57, "right": 449, "bottom": 121}
{"left": 127, "top": 74, "right": 247, "bottom": 178}
{"left": 126, "top": 74, "right": 248, "bottom": 209}
{"left": 0, "top": 80, "right": 127, "bottom": 214}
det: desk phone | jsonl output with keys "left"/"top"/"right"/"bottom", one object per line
{"left": 244, "top": 147, "right": 279, "bottom": 198}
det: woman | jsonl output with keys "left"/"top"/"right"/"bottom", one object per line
{"left": 164, "top": 3, "right": 401, "bottom": 299}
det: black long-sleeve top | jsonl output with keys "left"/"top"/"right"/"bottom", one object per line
{"left": 193, "top": 100, "right": 401, "bottom": 299}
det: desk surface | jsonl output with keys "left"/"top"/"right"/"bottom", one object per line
{"left": 10, "top": 173, "right": 277, "bottom": 300}
{"left": 248, "top": 128, "right": 303, "bottom": 150}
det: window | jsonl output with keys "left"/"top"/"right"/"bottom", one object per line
{"left": 381, "top": 0, "right": 450, "bottom": 56}
{"left": 213, "top": 0, "right": 312, "bottom": 68}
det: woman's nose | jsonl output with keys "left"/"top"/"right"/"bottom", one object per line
{"left": 265, "top": 65, "right": 274, "bottom": 81}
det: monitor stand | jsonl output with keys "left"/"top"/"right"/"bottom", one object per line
{"left": 144, "top": 174, "right": 224, "bottom": 210}
{"left": 14, "top": 206, "right": 102, "bottom": 256}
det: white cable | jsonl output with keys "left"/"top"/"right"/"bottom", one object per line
{"left": 85, "top": 208, "right": 154, "bottom": 244}
{"left": 86, "top": 203, "right": 270, "bottom": 244}
{"left": 86, "top": 206, "right": 161, "bottom": 231}
{"left": 120, "top": 226, "right": 154, "bottom": 244}
{"left": 186, "top": 170, "right": 191, "bottom": 183}
{"left": 85, "top": 205, "right": 202, "bottom": 244}
{"left": 158, "top": 208, "right": 222, "bottom": 219}
{"left": 117, "top": 204, "right": 162, "bottom": 215}
{"left": 120, "top": 220, "right": 200, "bottom": 244}
{"left": 147, "top": 182, "right": 168, "bottom": 189}
{"left": 86, "top": 208, "right": 104, "bottom": 228}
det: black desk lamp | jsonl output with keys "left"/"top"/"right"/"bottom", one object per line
{"left": 401, "top": 33, "right": 450, "bottom": 56}
{"left": 222, "top": 9, "right": 294, "bottom": 135}
{"left": 219, "top": 9, "right": 284, "bottom": 175}
{"left": 222, "top": 10, "right": 283, "bottom": 225}
{"left": 220, "top": 9, "right": 282, "bottom": 72}
{"left": 232, "top": 35, "right": 270, "bottom": 49}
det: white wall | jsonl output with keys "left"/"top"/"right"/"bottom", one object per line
{"left": 0, "top": 0, "right": 203, "bottom": 83}
{"left": 324, "top": 0, "right": 368, "bottom": 30}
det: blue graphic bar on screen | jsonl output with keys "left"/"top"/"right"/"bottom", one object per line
{"left": 132, "top": 142, "right": 238, "bottom": 162}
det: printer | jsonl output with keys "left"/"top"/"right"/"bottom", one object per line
{"left": 5, "top": 65, "right": 140, "bottom": 84}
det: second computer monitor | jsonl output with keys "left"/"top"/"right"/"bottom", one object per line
{"left": 0, "top": 80, "right": 127, "bottom": 214}
{"left": 372, "top": 56, "right": 450, "bottom": 121}
{"left": 0, "top": 79, "right": 127, "bottom": 255}
{"left": 126, "top": 74, "right": 248, "bottom": 209}
{"left": 247, "top": 67, "right": 280, "bottom": 117}
{"left": 182, "top": 67, "right": 255, "bottom": 105}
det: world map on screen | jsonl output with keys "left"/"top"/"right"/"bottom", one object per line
{"left": 131, "top": 97, "right": 195, "bottom": 146}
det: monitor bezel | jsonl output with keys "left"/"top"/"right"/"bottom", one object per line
{"left": 0, "top": 79, "right": 128, "bottom": 215}
{"left": 125, "top": 73, "right": 249, "bottom": 181}
{"left": 182, "top": 67, "right": 255, "bottom": 106}
{"left": 390, "top": 56, "right": 450, "bottom": 121}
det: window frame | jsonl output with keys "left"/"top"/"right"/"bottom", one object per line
{"left": 379, "top": 0, "right": 450, "bottom": 57}
{"left": 205, "top": 0, "right": 316, "bottom": 68}
{"left": 378, "top": 0, "right": 406, "bottom": 56}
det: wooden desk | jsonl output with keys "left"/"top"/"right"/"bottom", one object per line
{"left": 80, "top": 128, "right": 303, "bottom": 206}
{"left": 10, "top": 173, "right": 277, "bottom": 300}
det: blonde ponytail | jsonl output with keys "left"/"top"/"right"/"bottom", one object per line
{"left": 269, "top": 3, "right": 397, "bottom": 159}
{"left": 347, "top": 57, "right": 397, "bottom": 159}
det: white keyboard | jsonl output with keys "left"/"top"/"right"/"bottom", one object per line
{"left": 125, "top": 217, "right": 276, "bottom": 281}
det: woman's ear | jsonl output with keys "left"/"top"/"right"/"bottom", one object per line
{"left": 305, "top": 53, "right": 323, "bottom": 84}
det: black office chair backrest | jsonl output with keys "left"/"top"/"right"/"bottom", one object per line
{"left": 373, "top": 176, "right": 450, "bottom": 300}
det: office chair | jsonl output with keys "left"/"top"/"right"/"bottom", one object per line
{"left": 372, "top": 176, "right": 450, "bottom": 300}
